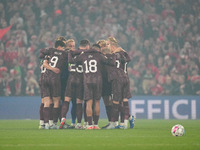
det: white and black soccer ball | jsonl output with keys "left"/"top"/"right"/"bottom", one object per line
{"left": 171, "top": 124, "right": 185, "bottom": 136}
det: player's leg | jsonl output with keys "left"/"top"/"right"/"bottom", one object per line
{"left": 60, "top": 96, "right": 71, "bottom": 129}
{"left": 93, "top": 99, "right": 100, "bottom": 129}
{"left": 71, "top": 97, "right": 76, "bottom": 127}
{"left": 39, "top": 98, "right": 45, "bottom": 129}
{"left": 123, "top": 98, "right": 134, "bottom": 129}
{"left": 43, "top": 97, "right": 52, "bottom": 129}
{"left": 39, "top": 78, "right": 46, "bottom": 129}
{"left": 83, "top": 101, "right": 88, "bottom": 128}
{"left": 59, "top": 78, "right": 66, "bottom": 123}
{"left": 102, "top": 80, "right": 112, "bottom": 127}
{"left": 76, "top": 98, "right": 83, "bottom": 129}
{"left": 101, "top": 96, "right": 112, "bottom": 129}
{"left": 60, "top": 77, "right": 74, "bottom": 129}
{"left": 103, "top": 96, "right": 112, "bottom": 122}
{"left": 86, "top": 99, "right": 93, "bottom": 129}
{"left": 115, "top": 101, "right": 125, "bottom": 129}
{"left": 93, "top": 82, "right": 102, "bottom": 129}
{"left": 105, "top": 80, "right": 121, "bottom": 129}
{"left": 51, "top": 96, "right": 61, "bottom": 129}
{"left": 105, "top": 100, "right": 120, "bottom": 129}
{"left": 123, "top": 79, "right": 134, "bottom": 129}
{"left": 49, "top": 102, "right": 54, "bottom": 127}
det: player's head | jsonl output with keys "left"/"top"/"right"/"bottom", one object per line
{"left": 105, "top": 40, "right": 111, "bottom": 49}
{"left": 102, "top": 47, "right": 112, "bottom": 54}
{"left": 92, "top": 43, "right": 101, "bottom": 51}
{"left": 97, "top": 40, "right": 107, "bottom": 48}
{"left": 55, "top": 36, "right": 66, "bottom": 42}
{"left": 55, "top": 36, "right": 66, "bottom": 49}
{"left": 107, "top": 36, "right": 118, "bottom": 47}
{"left": 79, "top": 39, "right": 90, "bottom": 50}
{"left": 107, "top": 36, "right": 119, "bottom": 52}
{"left": 66, "top": 39, "right": 75, "bottom": 51}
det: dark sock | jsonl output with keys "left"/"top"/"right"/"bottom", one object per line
{"left": 53, "top": 108, "right": 59, "bottom": 123}
{"left": 93, "top": 115, "right": 99, "bottom": 125}
{"left": 58, "top": 104, "right": 62, "bottom": 122}
{"left": 71, "top": 99, "right": 77, "bottom": 124}
{"left": 76, "top": 103, "right": 82, "bottom": 123}
{"left": 105, "top": 105, "right": 112, "bottom": 122}
{"left": 39, "top": 103, "right": 44, "bottom": 120}
{"left": 120, "top": 103, "right": 124, "bottom": 123}
{"left": 49, "top": 103, "right": 54, "bottom": 120}
{"left": 92, "top": 102, "right": 95, "bottom": 122}
{"left": 123, "top": 101, "right": 130, "bottom": 120}
{"left": 84, "top": 102, "right": 87, "bottom": 122}
{"left": 87, "top": 116, "right": 92, "bottom": 125}
{"left": 43, "top": 107, "right": 50, "bottom": 123}
{"left": 111, "top": 103, "right": 119, "bottom": 122}
{"left": 61, "top": 101, "right": 69, "bottom": 118}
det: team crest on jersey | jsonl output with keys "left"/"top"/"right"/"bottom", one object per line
{"left": 54, "top": 51, "right": 62, "bottom": 55}
{"left": 88, "top": 55, "right": 93, "bottom": 58}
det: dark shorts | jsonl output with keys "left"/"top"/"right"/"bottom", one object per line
{"left": 102, "top": 78, "right": 112, "bottom": 97}
{"left": 65, "top": 75, "right": 83, "bottom": 100}
{"left": 84, "top": 81, "right": 102, "bottom": 101}
{"left": 111, "top": 78, "right": 131, "bottom": 102}
{"left": 40, "top": 74, "right": 61, "bottom": 98}
{"left": 39, "top": 76, "right": 46, "bottom": 98}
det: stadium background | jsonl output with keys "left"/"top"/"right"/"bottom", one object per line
{"left": 0, "top": 0, "right": 200, "bottom": 119}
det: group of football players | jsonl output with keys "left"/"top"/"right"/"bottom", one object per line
{"left": 38, "top": 36, "right": 134, "bottom": 130}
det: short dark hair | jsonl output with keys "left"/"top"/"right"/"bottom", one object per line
{"left": 55, "top": 40, "right": 66, "bottom": 48}
{"left": 79, "top": 39, "right": 90, "bottom": 47}
{"left": 92, "top": 43, "right": 101, "bottom": 49}
{"left": 55, "top": 36, "right": 66, "bottom": 42}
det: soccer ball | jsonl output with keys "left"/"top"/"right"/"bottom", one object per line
{"left": 171, "top": 124, "right": 185, "bottom": 136}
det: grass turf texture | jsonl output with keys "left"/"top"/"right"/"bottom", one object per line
{"left": 0, "top": 120, "right": 199, "bottom": 150}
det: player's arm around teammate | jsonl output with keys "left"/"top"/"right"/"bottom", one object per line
{"left": 39, "top": 37, "right": 68, "bottom": 129}
{"left": 106, "top": 37, "right": 134, "bottom": 129}
{"left": 60, "top": 40, "right": 89, "bottom": 129}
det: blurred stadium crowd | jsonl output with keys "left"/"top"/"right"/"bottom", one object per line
{"left": 0, "top": 0, "right": 200, "bottom": 96}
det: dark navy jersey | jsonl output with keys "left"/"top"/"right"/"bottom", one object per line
{"left": 39, "top": 48, "right": 68, "bottom": 76}
{"left": 117, "top": 51, "right": 131, "bottom": 75}
{"left": 107, "top": 52, "right": 127, "bottom": 82}
{"left": 75, "top": 49, "right": 115, "bottom": 84}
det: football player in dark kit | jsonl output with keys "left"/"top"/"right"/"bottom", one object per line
{"left": 39, "top": 37, "right": 68, "bottom": 129}
{"left": 71, "top": 40, "right": 116, "bottom": 129}
{"left": 59, "top": 40, "right": 87, "bottom": 129}
{"left": 105, "top": 37, "right": 134, "bottom": 129}
{"left": 60, "top": 39, "right": 77, "bottom": 129}
{"left": 114, "top": 43, "right": 134, "bottom": 129}
{"left": 38, "top": 57, "right": 58, "bottom": 129}
{"left": 97, "top": 40, "right": 113, "bottom": 128}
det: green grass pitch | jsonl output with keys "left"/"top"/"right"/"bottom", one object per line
{"left": 0, "top": 119, "right": 199, "bottom": 150}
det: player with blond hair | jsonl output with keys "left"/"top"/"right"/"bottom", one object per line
{"left": 105, "top": 36, "right": 134, "bottom": 129}
{"left": 96, "top": 40, "right": 113, "bottom": 128}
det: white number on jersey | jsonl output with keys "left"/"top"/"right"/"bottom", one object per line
{"left": 76, "top": 65, "right": 83, "bottom": 73}
{"left": 41, "top": 65, "right": 46, "bottom": 73}
{"left": 70, "top": 63, "right": 76, "bottom": 72}
{"left": 124, "top": 62, "right": 127, "bottom": 73}
{"left": 116, "top": 60, "right": 120, "bottom": 68}
{"left": 84, "top": 59, "right": 97, "bottom": 73}
{"left": 49, "top": 56, "right": 58, "bottom": 68}
{"left": 41, "top": 56, "right": 59, "bottom": 73}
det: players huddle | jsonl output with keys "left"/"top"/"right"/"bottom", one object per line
{"left": 38, "top": 36, "right": 134, "bottom": 130}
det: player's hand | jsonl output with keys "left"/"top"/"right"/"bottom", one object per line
{"left": 65, "top": 48, "right": 71, "bottom": 52}
{"left": 52, "top": 68, "right": 60, "bottom": 74}
{"left": 44, "top": 55, "right": 51, "bottom": 60}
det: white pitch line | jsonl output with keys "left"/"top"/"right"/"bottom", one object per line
{"left": 1, "top": 143, "right": 200, "bottom": 147}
